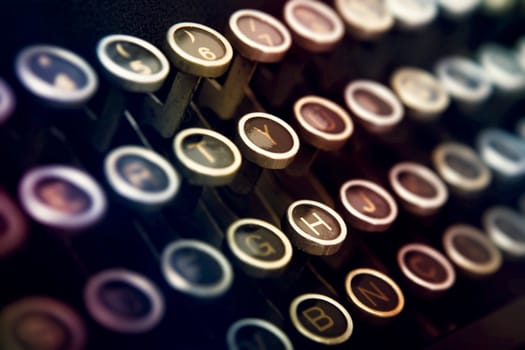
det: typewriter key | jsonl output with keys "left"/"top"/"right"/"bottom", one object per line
{"left": 84, "top": 268, "right": 165, "bottom": 333}
{"left": 104, "top": 145, "right": 181, "bottom": 208}
{"left": 15, "top": 45, "right": 98, "bottom": 107}
{"left": 93, "top": 34, "right": 170, "bottom": 151}
{"left": 345, "top": 268, "right": 405, "bottom": 321}
{"left": 226, "top": 318, "right": 293, "bottom": 350}
{"left": 344, "top": 80, "right": 404, "bottom": 133}
{"left": 389, "top": 162, "right": 448, "bottom": 215}
{"left": 0, "top": 79, "right": 15, "bottom": 124}
{"left": 18, "top": 165, "right": 107, "bottom": 231}
{"left": 516, "top": 117, "right": 525, "bottom": 139}
{"left": 254, "top": 0, "right": 345, "bottom": 109}
{"left": 0, "top": 190, "right": 28, "bottom": 258}
{"left": 435, "top": 56, "right": 492, "bottom": 108}
{"left": 339, "top": 179, "right": 398, "bottom": 232}
{"left": 284, "top": 0, "right": 345, "bottom": 53}
{"left": 161, "top": 239, "right": 233, "bottom": 298}
{"left": 477, "top": 128, "right": 525, "bottom": 178}
{"left": 198, "top": 9, "right": 292, "bottom": 119}
{"left": 152, "top": 22, "right": 233, "bottom": 137}
{"left": 334, "top": 0, "right": 394, "bottom": 40}
{"left": 478, "top": 43, "right": 525, "bottom": 93}
{"left": 438, "top": 0, "right": 482, "bottom": 17}
{"left": 289, "top": 293, "right": 353, "bottom": 345}
{"left": 226, "top": 218, "right": 293, "bottom": 277}
{"left": 483, "top": 206, "right": 525, "bottom": 258}
{"left": 443, "top": 224, "right": 502, "bottom": 276}
{"left": 390, "top": 67, "right": 449, "bottom": 120}
{"left": 386, "top": 0, "right": 438, "bottom": 30}
{"left": 432, "top": 142, "right": 492, "bottom": 194}
{"left": 0, "top": 296, "right": 87, "bottom": 350}
{"left": 397, "top": 243, "right": 456, "bottom": 295}
{"left": 287, "top": 95, "right": 354, "bottom": 175}
{"left": 173, "top": 128, "right": 242, "bottom": 186}
{"left": 282, "top": 199, "right": 347, "bottom": 255}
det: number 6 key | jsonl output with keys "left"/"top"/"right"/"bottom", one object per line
{"left": 147, "top": 22, "right": 233, "bottom": 138}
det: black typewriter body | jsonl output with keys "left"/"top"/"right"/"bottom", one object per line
{"left": 0, "top": 1, "right": 525, "bottom": 349}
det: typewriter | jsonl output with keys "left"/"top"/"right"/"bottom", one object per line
{"left": 0, "top": 0, "right": 524, "bottom": 349}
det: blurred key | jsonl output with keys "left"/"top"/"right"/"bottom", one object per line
{"left": 105, "top": 145, "right": 181, "bottom": 210}
{"left": 0, "top": 79, "right": 15, "bottom": 125}
{"left": 432, "top": 142, "right": 492, "bottom": 194}
{"left": 478, "top": 43, "right": 525, "bottom": 93}
{"left": 389, "top": 162, "right": 448, "bottom": 215}
{"left": 84, "top": 268, "right": 165, "bottom": 333}
{"left": 344, "top": 79, "right": 404, "bottom": 133}
{"left": 438, "top": 0, "right": 482, "bottom": 18}
{"left": 161, "top": 239, "right": 234, "bottom": 298}
{"left": 442, "top": 224, "right": 502, "bottom": 277}
{"left": 226, "top": 318, "right": 293, "bottom": 350}
{"left": 334, "top": 0, "right": 394, "bottom": 40}
{"left": 0, "top": 296, "right": 87, "bottom": 350}
{"left": 397, "top": 243, "right": 456, "bottom": 297}
{"left": 477, "top": 128, "right": 525, "bottom": 178}
{"left": 483, "top": 206, "right": 525, "bottom": 258}
{"left": 289, "top": 293, "right": 353, "bottom": 345}
{"left": 18, "top": 165, "right": 107, "bottom": 232}
{"left": 386, "top": 0, "right": 439, "bottom": 30}
{"left": 390, "top": 67, "right": 449, "bottom": 121}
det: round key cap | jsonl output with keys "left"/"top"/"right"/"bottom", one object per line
{"left": 334, "top": 0, "right": 394, "bottom": 40}
{"left": 0, "top": 79, "right": 16, "bottom": 124}
{"left": 438, "top": 0, "right": 481, "bottom": 17}
{"left": 483, "top": 206, "right": 525, "bottom": 258}
{"left": 161, "top": 239, "right": 233, "bottom": 298}
{"left": 477, "top": 128, "right": 525, "bottom": 177}
{"left": 97, "top": 34, "right": 170, "bottom": 92}
{"left": 237, "top": 112, "right": 300, "bottom": 169}
{"left": 339, "top": 179, "right": 398, "bottom": 232}
{"left": 283, "top": 0, "right": 345, "bottom": 52}
{"left": 293, "top": 95, "right": 354, "bottom": 151}
{"left": 435, "top": 56, "right": 492, "bottom": 106}
{"left": 15, "top": 45, "right": 98, "bottom": 107}
{"left": 0, "top": 190, "right": 28, "bottom": 258}
{"left": 443, "top": 224, "right": 502, "bottom": 276}
{"left": 432, "top": 142, "right": 492, "bottom": 193}
{"left": 390, "top": 67, "right": 449, "bottom": 120}
{"left": 478, "top": 43, "right": 525, "bottom": 93}
{"left": 166, "top": 22, "right": 233, "bottom": 77}
{"left": 173, "top": 128, "right": 242, "bottom": 186}
{"left": 228, "top": 9, "right": 292, "bottom": 63}
{"left": 389, "top": 162, "right": 448, "bottom": 215}
{"left": 344, "top": 80, "right": 404, "bottom": 133}
{"left": 397, "top": 243, "right": 456, "bottom": 295}
{"left": 226, "top": 218, "right": 293, "bottom": 277}
{"left": 289, "top": 293, "right": 353, "bottom": 345}
{"left": 345, "top": 268, "right": 405, "bottom": 321}
{"left": 386, "top": 0, "right": 438, "bottom": 30}
{"left": 0, "top": 296, "right": 87, "bottom": 350}
{"left": 84, "top": 268, "right": 165, "bottom": 333}
{"left": 18, "top": 165, "right": 107, "bottom": 231}
{"left": 105, "top": 145, "right": 181, "bottom": 208}
{"left": 282, "top": 199, "right": 348, "bottom": 255}
{"left": 226, "top": 318, "right": 293, "bottom": 350}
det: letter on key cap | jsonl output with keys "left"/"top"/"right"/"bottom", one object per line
{"left": 289, "top": 293, "right": 353, "bottom": 345}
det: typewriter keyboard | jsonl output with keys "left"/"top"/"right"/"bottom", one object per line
{"left": 0, "top": 0, "right": 525, "bottom": 349}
